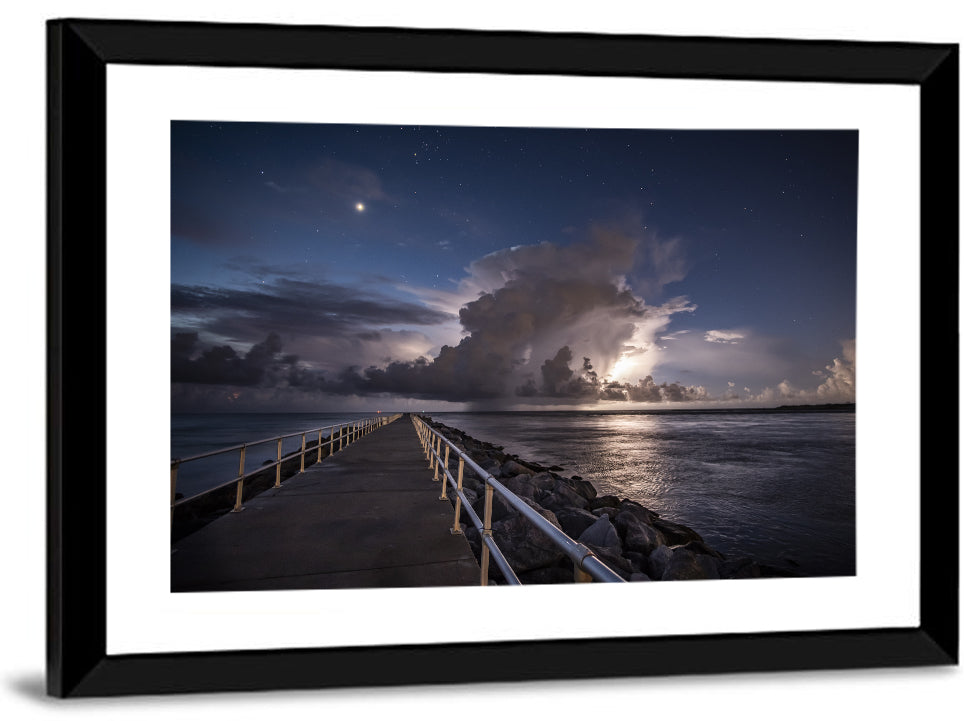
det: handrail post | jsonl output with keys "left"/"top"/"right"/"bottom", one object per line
{"left": 232, "top": 444, "right": 246, "bottom": 512}
{"left": 300, "top": 432, "right": 307, "bottom": 472}
{"left": 317, "top": 429, "right": 323, "bottom": 462}
{"left": 170, "top": 460, "right": 179, "bottom": 526}
{"left": 574, "top": 562, "right": 593, "bottom": 583}
{"left": 439, "top": 445, "right": 450, "bottom": 500}
{"left": 480, "top": 482, "right": 494, "bottom": 586}
{"left": 450, "top": 456, "right": 464, "bottom": 535}
{"left": 275, "top": 437, "right": 282, "bottom": 487}
{"left": 339, "top": 424, "right": 344, "bottom": 451}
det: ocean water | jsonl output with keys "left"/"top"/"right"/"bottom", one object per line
{"left": 171, "top": 409, "right": 855, "bottom": 577}
{"left": 170, "top": 412, "right": 380, "bottom": 500}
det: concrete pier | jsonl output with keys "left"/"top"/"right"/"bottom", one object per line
{"left": 171, "top": 415, "right": 480, "bottom": 591}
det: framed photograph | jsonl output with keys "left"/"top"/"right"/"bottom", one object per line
{"left": 47, "top": 19, "right": 957, "bottom": 697}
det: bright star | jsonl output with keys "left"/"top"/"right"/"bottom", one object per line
{"left": 355, "top": 202, "right": 365, "bottom": 212}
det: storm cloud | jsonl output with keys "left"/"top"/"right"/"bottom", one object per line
{"left": 172, "top": 228, "right": 706, "bottom": 407}
{"left": 172, "top": 332, "right": 289, "bottom": 386}
{"left": 315, "top": 228, "right": 678, "bottom": 402}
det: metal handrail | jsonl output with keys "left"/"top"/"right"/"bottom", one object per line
{"left": 412, "top": 415, "right": 625, "bottom": 585}
{"left": 171, "top": 413, "right": 402, "bottom": 522}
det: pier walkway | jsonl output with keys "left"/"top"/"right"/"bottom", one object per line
{"left": 170, "top": 414, "right": 481, "bottom": 591}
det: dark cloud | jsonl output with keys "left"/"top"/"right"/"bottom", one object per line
{"left": 171, "top": 277, "right": 453, "bottom": 344}
{"left": 599, "top": 384, "right": 629, "bottom": 401}
{"left": 172, "top": 332, "right": 289, "bottom": 386}
{"left": 540, "top": 347, "right": 575, "bottom": 394}
{"left": 627, "top": 376, "right": 707, "bottom": 402}
{"left": 173, "top": 330, "right": 710, "bottom": 408}
{"left": 530, "top": 347, "right": 599, "bottom": 398}
{"left": 625, "top": 376, "right": 661, "bottom": 402}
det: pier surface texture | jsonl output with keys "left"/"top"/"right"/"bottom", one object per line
{"left": 171, "top": 415, "right": 481, "bottom": 591}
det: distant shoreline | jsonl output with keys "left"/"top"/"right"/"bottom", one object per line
{"left": 174, "top": 403, "right": 855, "bottom": 416}
{"left": 425, "top": 403, "right": 856, "bottom": 416}
{"left": 773, "top": 403, "right": 856, "bottom": 412}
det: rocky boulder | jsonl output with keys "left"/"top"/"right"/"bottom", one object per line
{"left": 591, "top": 506, "right": 619, "bottom": 521}
{"left": 471, "top": 490, "right": 519, "bottom": 524}
{"left": 500, "top": 473, "right": 539, "bottom": 500}
{"left": 565, "top": 477, "right": 598, "bottom": 502}
{"left": 541, "top": 479, "right": 592, "bottom": 511}
{"left": 652, "top": 517, "right": 705, "bottom": 546}
{"left": 582, "top": 543, "right": 634, "bottom": 580}
{"left": 718, "top": 557, "right": 763, "bottom": 579}
{"left": 645, "top": 544, "right": 675, "bottom": 579}
{"left": 614, "top": 511, "right": 665, "bottom": 555}
{"left": 622, "top": 550, "right": 648, "bottom": 574}
{"left": 660, "top": 547, "right": 721, "bottom": 580}
{"left": 528, "top": 471, "right": 561, "bottom": 494}
{"left": 577, "top": 516, "right": 621, "bottom": 548}
{"left": 677, "top": 539, "right": 726, "bottom": 560}
{"left": 589, "top": 494, "right": 621, "bottom": 510}
{"left": 617, "top": 499, "right": 661, "bottom": 526}
{"left": 502, "top": 459, "right": 537, "bottom": 477}
{"left": 477, "top": 457, "right": 503, "bottom": 478}
{"left": 517, "top": 566, "right": 575, "bottom": 584}
{"left": 490, "top": 498, "right": 566, "bottom": 573}
{"left": 553, "top": 507, "right": 599, "bottom": 540}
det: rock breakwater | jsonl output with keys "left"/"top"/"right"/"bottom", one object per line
{"left": 422, "top": 415, "right": 793, "bottom": 584}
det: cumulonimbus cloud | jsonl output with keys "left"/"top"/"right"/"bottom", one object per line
{"left": 172, "top": 225, "right": 706, "bottom": 406}
{"left": 816, "top": 339, "right": 855, "bottom": 402}
{"left": 745, "top": 339, "right": 856, "bottom": 405}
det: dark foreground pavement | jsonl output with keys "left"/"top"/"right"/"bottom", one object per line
{"left": 171, "top": 415, "right": 481, "bottom": 591}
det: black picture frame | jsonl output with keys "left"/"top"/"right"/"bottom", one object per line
{"left": 47, "top": 18, "right": 958, "bottom": 698}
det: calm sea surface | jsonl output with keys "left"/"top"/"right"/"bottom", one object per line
{"left": 171, "top": 410, "right": 856, "bottom": 577}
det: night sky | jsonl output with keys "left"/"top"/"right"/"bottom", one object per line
{"left": 171, "top": 122, "right": 857, "bottom": 412}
